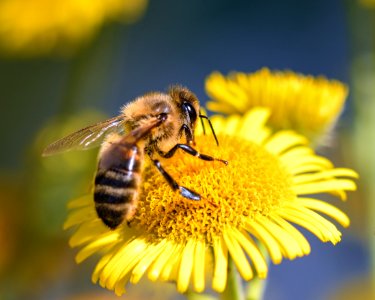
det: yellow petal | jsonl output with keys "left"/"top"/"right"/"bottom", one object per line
{"left": 222, "top": 115, "right": 242, "bottom": 136}
{"left": 160, "top": 243, "right": 184, "bottom": 282}
{"left": 239, "top": 108, "right": 271, "bottom": 144}
{"left": 255, "top": 215, "right": 303, "bottom": 259}
{"left": 69, "top": 219, "right": 108, "bottom": 247}
{"left": 92, "top": 245, "right": 119, "bottom": 283}
{"left": 293, "top": 168, "right": 359, "bottom": 185}
{"left": 63, "top": 207, "right": 97, "bottom": 229}
{"left": 130, "top": 239, "right": 167, "bottom": 284}
{"left": 177, "top": 239, "right": 196, "bottom": 293}
{"left": 287, "top": 163, "right": 331, "bottom": 176}
{"left": 265, "top": 131, "right": 307, "bottom": 155}
{"left": 209, "top": 115, "right": 227, "bottom": 136}
{"left": 223, "top": 229, "right": 253, "bottom": 280}
{"left": 148, "top": 241, "right": 178, "bottom": 281}
{"left": 298, "top": 198, "right": 350, "bottom": 227}
{"left": 99, "top": 237, "right": 147, "bottom": 290}
{"left": 290, "top": 204, "right": 343, "bottom": 240}
{"left": 278, "top": 208, "right": 326, "bottom": 241}
{"left": 270, "top": 214, "right": 311, "bottom": 255}
{"left": 293, "top": 179, "right": 357, "bottom": 195}
{"left": 245, "top": 220, "right": 283, "bottom": 264}
{"left": 212, "top": 236, "right": 228, "bottom": 293}
{"left": 280, "top": 205, "right": 342, "bottom": 244}
{"left": 279, "top": 146, "right": 313, "bottom": 160}
{"left": 67, "top": 194, "right": 92, "bottom": 209}
{"left": 192, "top": 239, "right": 206, "bottom": 293}
{"left": 233, "top": 228, "right": 268, "bottom": 278}
{"left": 114, "top": 273, "right": 131, "bottom": 296}
{"left": 282, "top": 156, "right": 333, "bottom": 174}
{"left": 75, "top": 232, "right": 120, "bottom": 263}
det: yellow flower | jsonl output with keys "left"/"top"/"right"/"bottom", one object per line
{"left": 64, "top": 108, "right": 357, "bottom": 296}
{"left": 0, "top": 0, "right": 148, "bottom": 57}
{"left": 205, "top": 68, "right": 348, "bottom": 143}
{"left": 359, "top": 0, "right": 375, "bottom": 8}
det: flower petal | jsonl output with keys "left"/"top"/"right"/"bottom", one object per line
{"left": 67, "top": 195, "right": 92, "bottom": 209}
{"left": 280, "top": 205, "right": 342, "bottom": 244}
{"left": 159, "top": 243, "right": 184, "bottom": 282}
{"left": 75, "top": 232, "right": 120, "bottom": 263}
{"left": 239, "top": 109, "right": 271, "bottom": 144}
{"left": 232, "top": 228, "right": 268, "bottom": 278}
{"left": 63, "top": 206, "right": 97, "bottom": 229}
{"left": 130, "top": 239, "right": 168, "bottom": 284}
{"left": 293, "top": 179, "right": 357, "bottom": 196}
{"left": 245, "top": 220, "right": 283, "bottom": 264}
{"left": 223, "top": 229, "right": 253, "bottom": 280}
{"left": 270, "top": 214, "right": 311, "bottom": 255}
{"left": 282, "top": 156, "right": 333, "bottom": 175}
{"left": 69, "top": 219, "right": 108, "bottom": 247}
{"left": 292, "top": 168, "right": 359, "bottom": 185}
{"left": 265, "top": 131, "right": 307, "bottom": 155}
{"left": 212, "top": 236, "right": 228, "bottom": 293}
{"left": 177, "top": 239, "right": 196, "bottom": 293}
{"left": 148, "top": 241, "right": 178, "bottom": 281}
{"left": 192, "top": 239, "right": 206, "bottom": 293}
{"left": 92, "top": 246, "right": 118, "bottom": 283}
{"left": 255, "top": 215, "right": 303, "bottom": 259}
{"left": 298, "top": 198, "right": 350, "bottom": 227}
{"left": 99, "top": 237, "right": 148, "bottom": 290}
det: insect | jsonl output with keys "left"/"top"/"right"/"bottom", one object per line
{"left": 43, "top": 86, "right": 227, "bottom": 229}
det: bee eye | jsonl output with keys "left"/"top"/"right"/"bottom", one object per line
{"left": 182, "top": 102, "right": 197, "bottom": 124}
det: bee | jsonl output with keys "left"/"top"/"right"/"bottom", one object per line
{"left": 43, "top": 86, "right": 227, "bottom": 229}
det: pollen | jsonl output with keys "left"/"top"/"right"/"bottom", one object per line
{"left": 135, "top": 135, "right": 295, "bottom": 244}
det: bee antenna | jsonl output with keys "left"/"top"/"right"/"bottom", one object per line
{"left": 199, "top": 114, "right": 219, "bottom": 146}
{"left": 199, "top": 110, "right": 206, "bottom": 135}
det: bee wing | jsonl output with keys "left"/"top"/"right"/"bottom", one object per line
{"left": 42, "top": 115, "right": 126, "bottom": 156}
{"left": 98, "top": 117, "right": 164, "bottom": 171}
{"left": 120, "top": 116, "right": 164, "bottom": 145}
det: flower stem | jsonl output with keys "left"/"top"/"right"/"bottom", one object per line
{"left": 245, "top": 277, "right": 267, "bottom": 300}
{"left": 220, "top": 256, "right": 244, "bottom": 300}
{"left": 245, "top": 243, "right": 269, "bottom": 300}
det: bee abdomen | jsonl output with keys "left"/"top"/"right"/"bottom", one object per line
{"left": 94, "top": 186, "right": 136, "bottom": 203}
{"left": 94, "top": 168, "right": 140, "bottom": 229}
{"left": 95, "top": 168, "right": 139, "bottom": 188}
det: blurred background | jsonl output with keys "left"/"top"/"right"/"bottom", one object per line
{"left": 0, "top": 0, "right": 374, "bottom": 299}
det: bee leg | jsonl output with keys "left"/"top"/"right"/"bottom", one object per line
{"left": 159, "top": 144, "right": 228, "bottom": 165}
{"left": 152, "top": 159, "right": 201, "bottom": 201}
{"left": 179, "top": 124, "right": 194, "bottom": 145}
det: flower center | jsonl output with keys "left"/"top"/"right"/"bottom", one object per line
{"left": 135, "top": 135, "right": 295, "bottom": 244}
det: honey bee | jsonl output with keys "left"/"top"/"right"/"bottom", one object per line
{"left": 43, "top": 86, "right": 227, "bottom": 229}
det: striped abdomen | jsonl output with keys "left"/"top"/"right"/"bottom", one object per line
{"left": 94, "top": 143, "right": 143, "bottom": 229}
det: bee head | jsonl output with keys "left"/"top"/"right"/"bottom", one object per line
{"left": 169, "top": 86, "right": 200, "bottom": 144}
